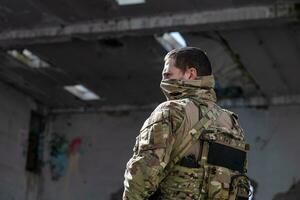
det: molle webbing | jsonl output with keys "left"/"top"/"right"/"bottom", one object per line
{"left": 164, "top": 104, "right": 221, "bottom": 174}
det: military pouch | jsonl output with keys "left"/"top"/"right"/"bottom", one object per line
{"left": 206, "top": 166, "right": 231, "bottom": 199}
{"left": 201, "top": 140, "right": 249, "bottom": 200}
{"left": 205, "top": 167, "right": 250, "bottom": 200}
{"left": 159, "top": 165, "right": 204, "bottom": 199}
{"left": 229, "top": 175, "right": 251, "bottom": 200}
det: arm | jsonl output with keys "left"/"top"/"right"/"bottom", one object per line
{"left": 123, "top": 105, "right": 184, "bottom": 200}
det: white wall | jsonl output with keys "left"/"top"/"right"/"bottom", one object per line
{"left": 42, "top": 110, "right": 150, "bottom": 200}
{"left": 232, "top": 106, "right": 300, "bottom": 200}
{"left": 42, "top": 105, "right": 300, "bottom": 200}
{"left": 0, "top": 82, "right": 36, "bottom": 200}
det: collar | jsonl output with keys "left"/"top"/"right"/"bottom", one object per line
{"left": 160, "top": 75, "right": 217, "bottom": 103}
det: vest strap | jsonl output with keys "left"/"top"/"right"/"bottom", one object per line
{"left": 163, "top": 104, "right": 221, "bottom": 178}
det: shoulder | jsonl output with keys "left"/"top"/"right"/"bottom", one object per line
{"left": 151, "top": 99, "right": 197, "bottom": 132}
{"left": 140, "top": 99, "right": 191, "bottom": 130}
{"left": 152, "top": 99, "right": 196, "bottom": 121}
{"left": 154, "top": 98, "right": 194, "bottom": 114}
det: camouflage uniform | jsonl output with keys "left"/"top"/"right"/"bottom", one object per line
{"left": 123, "top": 75, "right": 249, "bottom": 200}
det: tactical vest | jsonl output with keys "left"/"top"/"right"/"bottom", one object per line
{"left": 156, "top": 101, "right": 251, "bottom": 200}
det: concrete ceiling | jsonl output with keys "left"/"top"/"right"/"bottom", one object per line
{"left": 0, "top": 36, "right": 166, "bottom": 108}
{"left": 0, "top": 0, "right": 286, "bottom": 31}
{"left": 222, "top": 26, "right": 300, "bottom": 96}
{"left": 0, "top": 0, "right": 299, "bottom": 109}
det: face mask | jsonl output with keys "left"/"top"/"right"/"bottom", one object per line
{"left": 160, "top": 75, "right": 216, "bottom": 101}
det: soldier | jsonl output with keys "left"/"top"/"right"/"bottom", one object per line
{"left": 123, "top": 47, "right": 250, "bottom": 200}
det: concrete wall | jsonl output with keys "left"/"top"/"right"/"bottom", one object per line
{"left": 41, "top": 110, "right": 150, "bottom": 200}
{"left": 42, "top": 105, "right": 300, "bottom": 200}
{"left": 232, "top": 106, "right": 300, "bottom": 200}
{"left": 0, "top": 82, "right": 36, "bottom": 200}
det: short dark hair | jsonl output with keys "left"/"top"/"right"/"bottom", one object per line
{"left": 164, "top": 47, "right": 212, "bottom": 76}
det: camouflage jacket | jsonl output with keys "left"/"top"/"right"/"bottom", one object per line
{"left": 122, "top": 75, "right": 245, "bottom": 200}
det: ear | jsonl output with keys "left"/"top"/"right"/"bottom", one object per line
{"left": 188, "top": 67, "right": 198, "bottom": 80}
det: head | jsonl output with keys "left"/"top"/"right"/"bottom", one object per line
{"left": 162, "top": 47, "right": 212, "bottom": 81}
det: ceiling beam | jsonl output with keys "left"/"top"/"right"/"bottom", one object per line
{"left": 0, "top": 2, "right": 299, "bottom": 47}
{"left": 49, "top": 93, "right": 300, "bottom": 114}
{"left": 219, "top": 94, "right": 300, "bottom": 108}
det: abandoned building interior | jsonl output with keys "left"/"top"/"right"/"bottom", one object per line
{"left": 0, "top": 0, "right": 300, "bottom": 199}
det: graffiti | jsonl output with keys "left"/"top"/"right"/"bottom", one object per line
{"left": 49, "top": 133, "right": 83, "bottom": 180}
{"left": 49, "top": 133, "right": 69, "bottom": 180}
{"left": 69, "top": 137, "right": 82, "bottom": 154}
